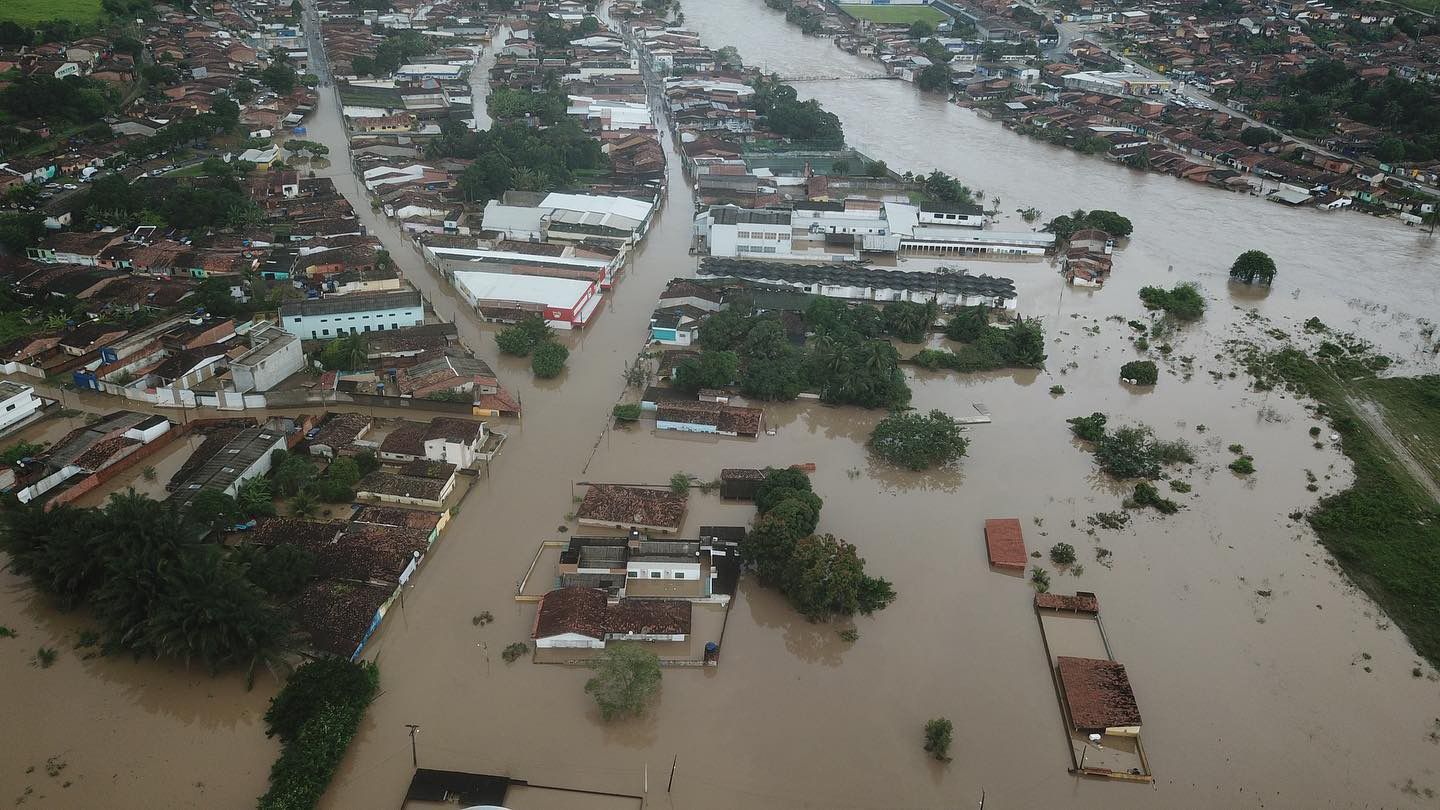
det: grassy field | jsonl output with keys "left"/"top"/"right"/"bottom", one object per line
{"left": 0, "top": 0, "right": 103, "bottom": 25}
{"left": 1395, "top": 0, "right": 1440, "bottom": 13}
{"left": 1250, "top": 346, "right": 1440, "bottom": 667}
{"left": 839, "top": 4, "right": 950, "bottom": 25}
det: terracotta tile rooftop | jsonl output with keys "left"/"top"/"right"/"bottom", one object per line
{"left": 717, "top": 405, "right": 763, "bottom": 436}
{"left": 532, "top": 586, "right": 693, "bottom": 641}
{"left": 984, "top": 518, "right": 1027, "bottom": 570}
{"left": 576, "top": 484, "right": 687, "bottom": 531}
{"left": 1035, "top": 592, "right": 1100, "bottom": 614}
{"left": 1057, "top": 656, "right": 1143, "bottom": 732}
{"left": 351, "top": 505, "right": 442, "bottom": 531}
{"left": 356, "top": 471, "right": 449, "bottom": 502}
{"left": 290, "top": 579, "right": 394, "bottom": 658}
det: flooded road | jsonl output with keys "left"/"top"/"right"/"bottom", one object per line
{"left": 6, "top": 1, "right": 1440, "bottom": 807}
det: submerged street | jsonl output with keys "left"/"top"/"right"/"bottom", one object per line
{"left": 3, "top": 0, "right": 1439, "bottom": 807}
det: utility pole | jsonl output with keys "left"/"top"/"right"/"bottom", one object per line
{"left": 405, "top": 724, "right": 420, "bottom": 769}
{"left": 667, "top": 755, "right": 677, "bottom": 792}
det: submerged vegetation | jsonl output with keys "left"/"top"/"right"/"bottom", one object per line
{"left": 1066, "top": 414, "right": 1195, "bottom": 482}
{"left": 1138, "top": 282, "right": 1206, "bottom": 321}
{"left": 1242, "top": 340, "right": 1440, "bottom": 667}
{"left": 259, "top": 658, "right": 380, "bottom": 810}
{"left": 868, "top": 409, "right": 969, "bottom": 471}
{"left": 742, "top": 469, "right": 896, "bottom": 620}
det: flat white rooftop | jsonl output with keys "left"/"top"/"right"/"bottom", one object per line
{"left": 453, "top": 270, "right": 593, "bottom": 308}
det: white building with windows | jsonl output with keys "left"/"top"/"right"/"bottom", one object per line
{"left": 694, "top": 205, "right": 792, "bottom": 257}
{"left": 0, "top": 382, "right": 42, "bottom": 434}
{"left": 279, "top": 290, "right": 424, "bottom": 340}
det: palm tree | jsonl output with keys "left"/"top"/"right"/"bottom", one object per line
{"left": 290, "top": 493, "right": 318, "bottom": 518}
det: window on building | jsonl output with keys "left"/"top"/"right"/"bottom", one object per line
{"left": 650, "top": 571, "right": 661, "bottom": 579}
{"left": 322, "top": 329, "right": 330, "bottom": 336}
{"left": 673, "top": 572, "right": 684, "bottom": 579}
{"left": 627, "top": 571, "right": 638, "bottom": 579}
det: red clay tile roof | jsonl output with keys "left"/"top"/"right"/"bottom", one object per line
{"left": 720, "top": 468, "right": 765, "bottom": 481}
{"left": 290, "top": 579, "right": 393, "bottom": 658}
{"left": 311, "top": 413, "right": 370, "bottom": 450}
{"left": 399, "top": 459, "right": 457, "bottom": 480}
{"left": 533, "top": 586, "right": 609, "bottom": 640}
{"left": 379, "top": 423, "right": 426, "bottom": 457}
{"left": 609, "top": 598, "right": 691, "bottom": 636}
{"left": 72, "top": 436, "right": 140, "bottom": 470}
{"left": 532, "top": 586, "right": 693, "bottom": 640}
{"left": 351, "top": 505, "right": 442, "bottom": 531}
{"left": 576, "top": 484, "right": 687, "bottom": 531}
{"left": 1057, "top": 657, "right": 1143, "bottom": 732}
{"left": 984, "top": 518, "right": 1027, "bottom": 570}
{"left": 657, "top": 400, "right": 721, "bottom": 426}
{"left": 1035, "top": 592, "right": 1100, "bottom": 614}
{"left": 717, "top": 405, "right": 763, "bottom": 436}
{"left": 356, "top": 471, "right": 449, "bottom": 502}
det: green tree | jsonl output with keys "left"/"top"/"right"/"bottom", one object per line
{"left": 531, "top": 341, "right": 569, "bottom": 378}
{"left": 187, "top": 488, "right": 244, "bottom": 533}
{"left": 754, "top": 467, "right": 815, "bottom": 514}
{"left": 744, "top": 510, "right": 805, "bottom": 585}
{"left": 325, "top": 457, "right": 362, "bottom": 490}
{"left": 1120, "top": 360, "right": 1159, "bottom": 385}
{"left": 260, "top": 59, "right": 295, "bottom": 95}
{"left": 944, "top": 305, "right": 989, "bottom": 342}
{"left": 584, "top": 644, "right": 662, "bottom": 720}
{"left": 1229, "top": 250, "right": 1277, "bottom": 285}
{"left": 924, "top": 717, "right": 954, "bottom": 761}
{"left": 673, "top": 350, "right": 739, "bottom": 393}
{"left": 1137, "top": 282, "right": 1205, "bottom": 320}
{"left": 0, "top": 213, "right": 46, "bottom": 253}
{"left": 0, "top": 499, "right": 106, "bottom": 609}
{"left": 868, "top": 409, "right": 970, "bottom": 471}
{"left": 1239, "top": 126, "right": 1278, "bottom": 147}
{"left": 909, "top": 20, "right": 936, "bottom": 39}
{"left": 783, "top": 534, "right": 895, "bottom": 620}
{"left": 273, "top": 455, "right": 318, "bottom": 497}
{"left": 917, "top": 63, "right": 951, "bottom": 92}
{"left": 881, "top": 301, "right": 937, "bottom": 343}
{"left": 495, "top": 314, "right": 552, "bottom": 356}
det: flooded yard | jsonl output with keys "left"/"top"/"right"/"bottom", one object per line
{"left": 4, "top": 0, "right": 1440, "bottom": 807}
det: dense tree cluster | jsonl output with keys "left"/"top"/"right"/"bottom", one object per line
{"left": 1266, "top": 60, "right": 1440, "bottom": 160}
{"left": 428, "top": 119, "right": 605, "bottom": 202}
{"left": 750, "top": 76, "right": 845, "bottom": 147}
{"left": 0, "top": 492, "right": 294, "bottom": 674}
{"left": 911, "top": 308, "right": 1046, "bottom": 372}
{"left": 742, "top": 469, "right": 896, "bottom": 620}
{"left": 868, "top": 409, "right": 969, "bottom": 471}
{"left": 1229, "top": 250, "right": 1277, "bottom": 285}
{"left": 0, "top": 75, "right": 119, "bottom": 123}
{"left": 584, "top": 644, "right": 662, "bottom": 720}
{"left": 82, "top": 160, "right": 261, "bottom": 232}
{"left": 487, "top": 88, "right": 569, "bottom": 124}
{"left": 259, "top": 658, "right": 380, "bottom": 810}
{"left": 1043, "top": 209, "right": 1134, "bottom": 239}
{"left": 1120, "top": 360, "right": 1159, "bottom": 385}
{"left": 1138, "top": 282, "right": 1206, "bottom": 321}
{"left": 699, "top": 299, "right": 911, "bottom": 408}
{"left": 1066, "top": 415, "right": 1194, "bottom": 481}
{"left": 496, "top": 315, "right": 568, "bottom": 378}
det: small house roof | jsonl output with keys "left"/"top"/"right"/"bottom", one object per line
{"left": 1057, "top": 656, "right": 1143, "bottom": 731}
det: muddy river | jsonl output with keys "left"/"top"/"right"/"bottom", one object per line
{"left": 4, "top": 0, "right": 1440, "bottom": 807}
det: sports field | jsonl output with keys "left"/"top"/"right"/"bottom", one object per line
{"left": 839, "top": 4, "right": 950, "bottom": 25}
{"left": 0, "top": 0, "right": 103, "bottom": 25}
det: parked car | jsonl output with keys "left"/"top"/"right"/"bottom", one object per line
{"left": 62, "top": 183, "right": 78, "bottom": 190}
{"left": 44, "top": 182, "right": 60, "bottom": 189}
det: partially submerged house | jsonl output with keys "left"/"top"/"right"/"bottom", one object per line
{"left": 1056, "top": 656, "right": 1143, "bottom": 737}
{"left": 984, "top": 518, "right": 1027, "bottom": 570}
{"left": 575, "top": 484, "right": 687, "bottom": 534}
{"left": 531, "top": 586, "right": 692, "bottom": 649}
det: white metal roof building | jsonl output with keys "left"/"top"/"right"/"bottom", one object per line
{"left": 452, "top": 270, "right": 602, "bottom": 329}
{"left": 396, "top": 63, "right": 464, "bottom": 80}
{"left": 540, "top": 192, "right": 655, "bottom": 238}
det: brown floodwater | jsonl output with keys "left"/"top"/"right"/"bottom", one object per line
{"left": 5, "top": 0, "right": 1440, "bottom": 807}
